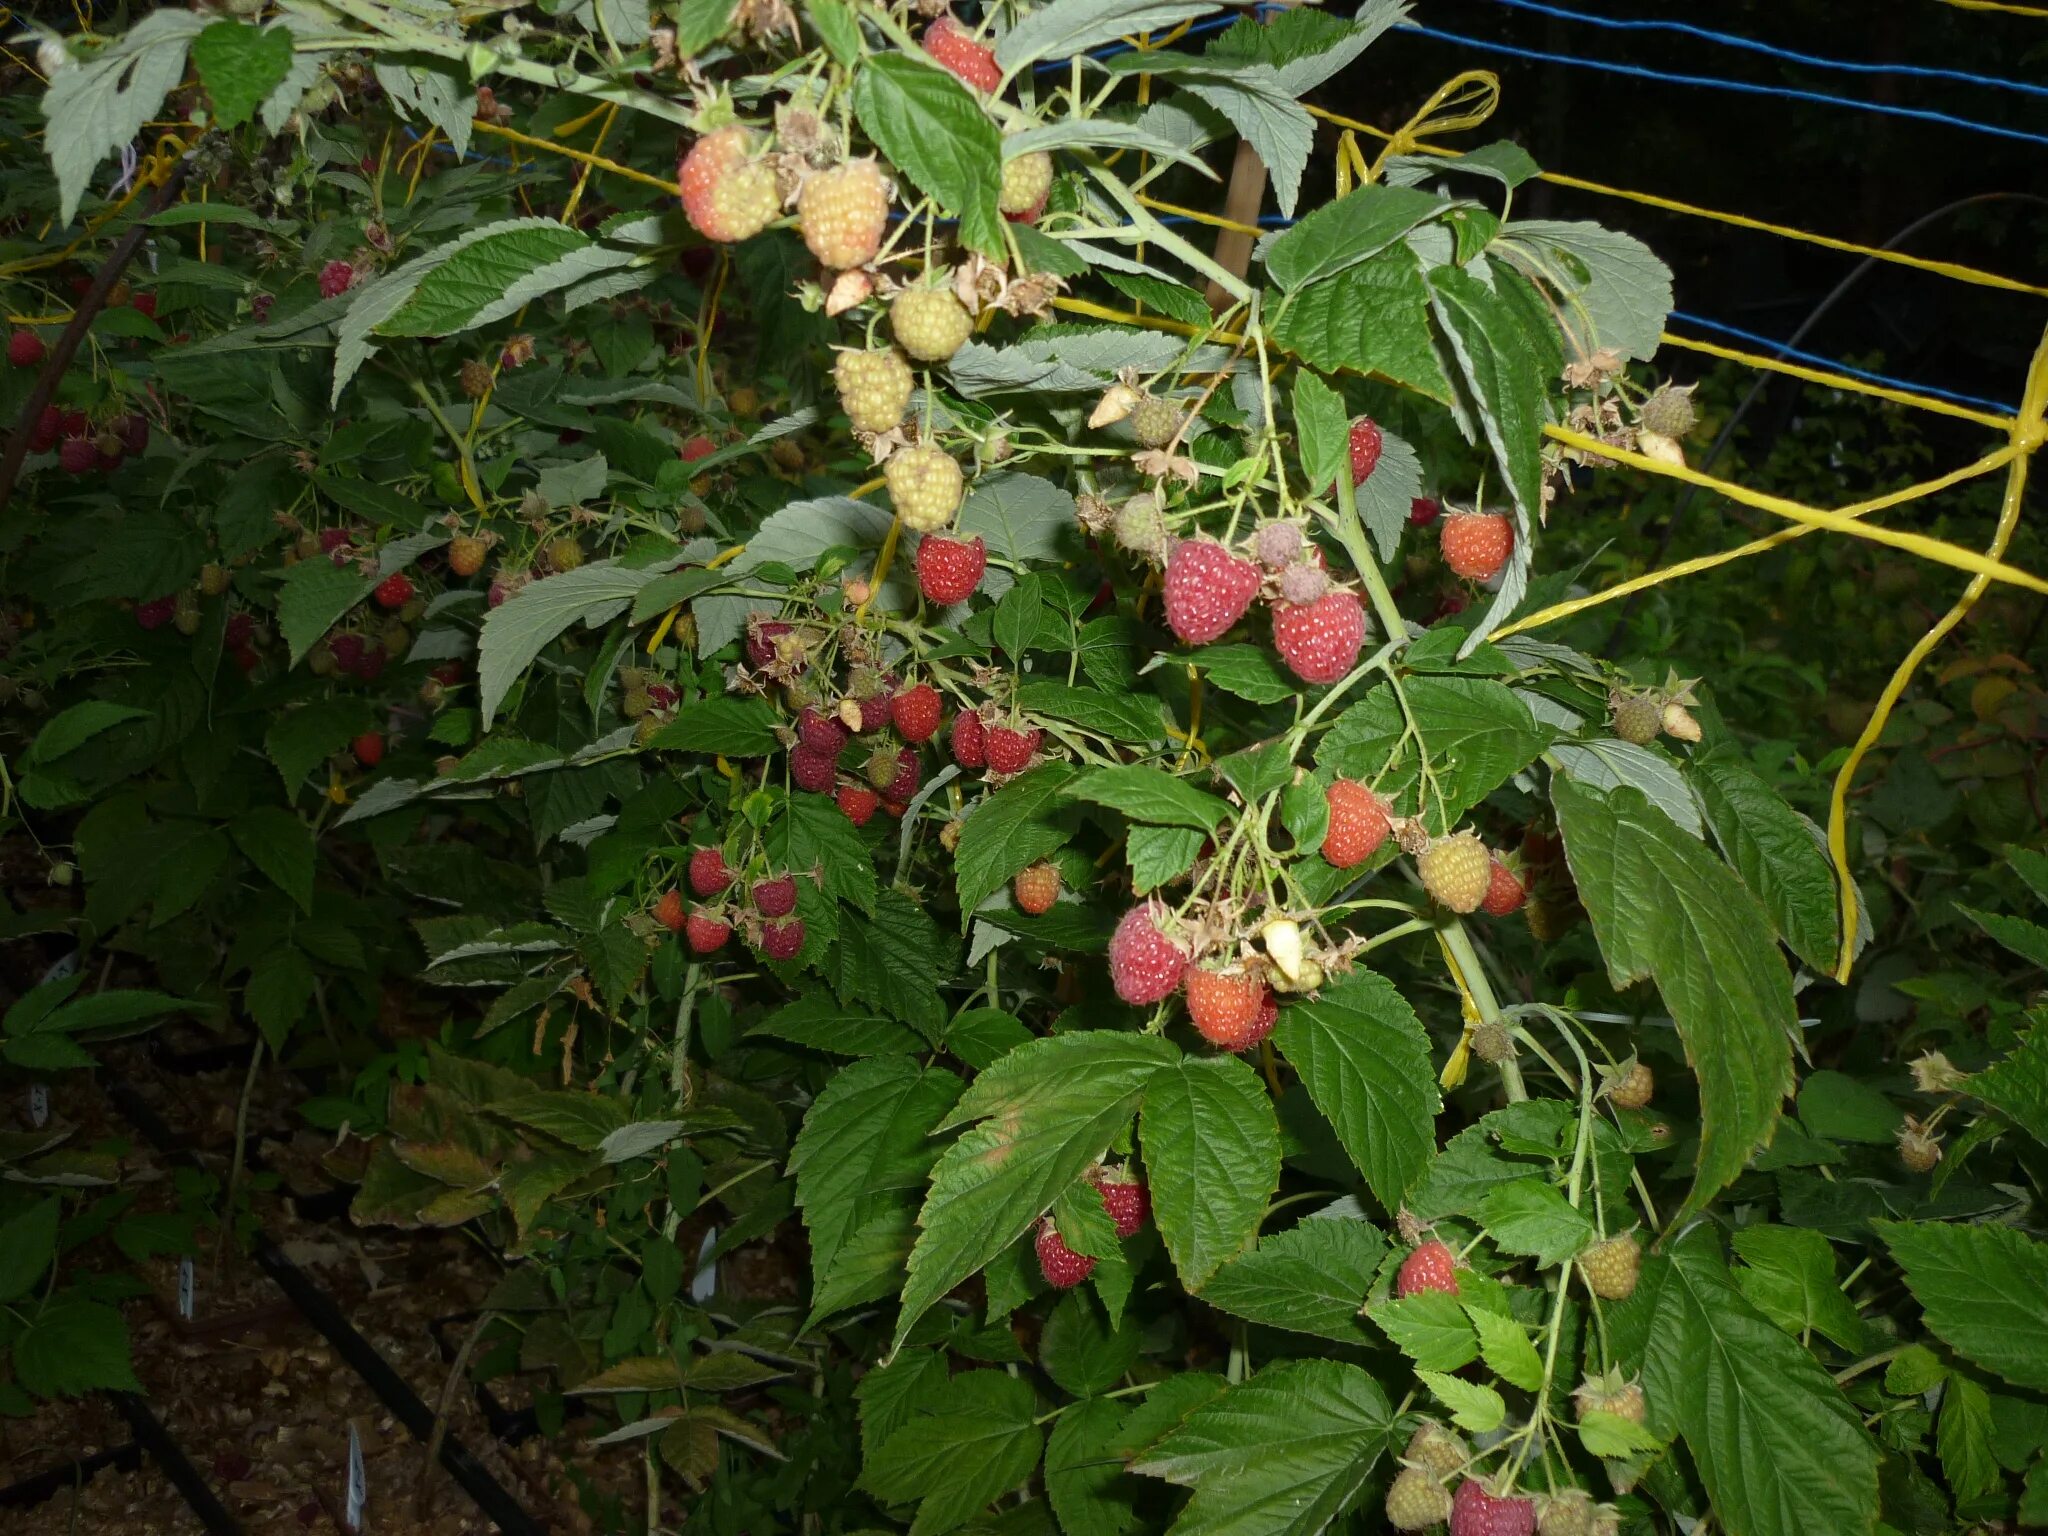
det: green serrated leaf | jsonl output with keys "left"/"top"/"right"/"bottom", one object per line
{"left": 1140, "top": 1054, "right": 1281, "bottom": 1291}
{"left": 853, "top": 53, "right": 1005, "bottom": 258}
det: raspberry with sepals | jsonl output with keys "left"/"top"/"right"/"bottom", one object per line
{"left": 689, "top": 846, "right": 736, "bottom": 897}
{"left": 459, "top": 359, "right": 491, "bottom": 400}
{"left": 1573, "top": 1373, "right": 1646, "bottom": 1425}
{"left": 680, "top": 434, "right": 717, "bottom": 464}
{"left": 837, "top": 785, "right": 880, "bottom": 825}
{"left": 760, "top": 918, "right": 806, "bottom": 960}
{"left": 351, "top": 731, "right": 385, "bottom": 767}
{"left": 1348, "top": 417, "right": 1384, "bottom": 485}
{"left": 547, "top": 536, "right": 584, "bottom": 573}
{"left": 1014, "top": 862, "right": 1061, "bottom": 915}
{"left": 318, "top": 260, "right": 356, "bottom": 299}
{"left": 834, "top": 348, "right": 914, "bottom": 433}
{"left": 1536, "top": 1491, "right": 1596, "bottom": 1536}
{"left": 1451, "top": 1480, "right": 1534, "bottom": 1536}
{"left": 792, "top": 743, "right": 837, "bottom": 792}
{"left": 891, "top": 287, "right": 973, "bottom": 363}
{"left": 373, "top": 572, "right": 414, "bottom": 610}
{"left": 1386, "top": 1468, "right": 1455, "bottom": 1531}
{"left": 1184, "top": 966, "right": 1272, "bottom": 1050}
{"left": 923, "top": 15, "right": 1001, "bottom": 92}
{"left": 1109, "top": 903, "right": 1185, "bottom": 1005}
{"left": 1639, "top": 383, "right": 1698, "bottom": 440}
{"left": 999, "top": 151, "right": 1053, "bottom": 215}
{"left": 1419, "top": 832, "right": 1491, "bottom": 913}
{"left": 7, "top": 330, "right": 45, "bottom": 368}
{"left": 798, "top": 160, "right": 891, "bottom": 270}
{"left": 1254, "top": 521, "right": 1304, "bottom": 570}
{"left": 1441, "top": 512, "right": 1513, "bottom": 582}
{"left": 753, "top": 874, "right": 798, "bottom": 918}
{"left": 1112, "top": 495, "right": 1168, "bottom": 561}
{"left": 1481, "top": 859, "right": 1526, "bottom": 916}
{"left": 1606, "top": 1060, "right": 1653, "bottom": 1109}
{"left": 916, "top": 533, "right": 986, "bottom": 605}
{"left": 892, "top": 682, "right": 942, "bottom": 743}
{"left": 1397, "top": 1239, "right": 1460, "bottom": 1298}
{"left": 952, "top": 709, "right": 988, "bottom": 769}
{"left": 747, "top": 619, "right": 795, "bottom": 670}
{"left": 653, "top": 889, "right": 687, "bottom": 933}
{"left": 1577, "top": 1234, "right": 1641, "bottom": 1300}
{"left": 886, "top": 444, "right": 964, "bottom": 532}
{"left": 1128, "top": 396, "right": 1182, "bottom": 449}
{"left": 1163, "top": 539, "right": 1261, "bottom": 644}
{"left": 679, "top": 127, "right": 781, "bottom": 244}
{"left": 1609, "top": 691, "right": 1662, "bottom": 745}
{"left": 1323, "top": 780, "right": 1391, "bottom": 868}
{"left": 1272, "top": 589, "right": 1368, "bottom": 684}
{"left": 58, "top": 436, "right": 96, "bottom": 474}
{"left": 1035, "top": 1219, "right": 1095, "bottom": 1288}
{"left": 686, "top": 910, "right": 731, "bottom": 954}
{"left": 1405, "top": 1422, "right": 1469, "bottom": 1481}
{"left": 984, "top": 724, "right": 1041, "bottom": 776}
{"left": 1089, "top": 1174, "right": 1148, "bottom": 1238}
{"left": 798, "top": 705, "right": 850, "bottom": 756}
{"left": 448, "top": 536, "right": 487, "bottom": 577}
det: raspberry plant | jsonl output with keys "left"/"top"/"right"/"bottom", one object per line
{"left": 3, "top": 3, "right": 2046, "bottom": 1535}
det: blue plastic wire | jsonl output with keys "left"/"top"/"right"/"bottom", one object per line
{"left": 1667, "top": 310, "right": 2019, "bottom": 415}
{"left": 1403, "top": 22, "right": 2048, "bottom": 147}
{"left": 1475, "top": 0, "right": 2048, "bottom": 101}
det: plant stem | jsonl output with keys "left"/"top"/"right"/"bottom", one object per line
{"left": 1443, "top": 920, "right": 1525, "bottom": 1101}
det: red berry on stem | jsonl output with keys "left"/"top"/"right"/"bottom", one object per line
{"left": 1322, "top": 780, "right": 1390, "bottom": 868}
{"left": 1481, "top": 859, "right": 1526, "bottom": 917}
{"left": 1397, "top": 1239, "right": 1460, "bottom": 1298}
{"left": 1441, "top": 512, "right": 1514, "bottom": 583}
{"left": 753, "top": 874, "right": 797, "bottom": 918}
{"left": 1271, "top": 589, "right": 1368, "bottom": 684}
{"left": 984, "top": 724, "right": 1041, "bottom": 776}
{"left": 916, "top": 533, "right": 987, "bottom": 606}
{"left": 1094, "top": 1176, "right": 1149, "bottom": 1238}
{"left": 686, "top": 910, "right": 731, "bottom": 953}
{"left": 7, "top": 329, "right": 45, "bottom": 368}
{"left": 837, "top": 784, "right": 881, "bottom": 826}
{"left": 1449, "top": 1480, "right": 1534, "bottom": 1536}
{"left": 1108, "top": 903, "right": 1185, "bottom": 1005}
{"left": 653, "top": 889, "right": 687, "bottom": 933}
{"left": 373, "top": 572, "right": 414, "bottom": 610}
{"left": 1034, "top": 1219, "right": 1096, "bottom": 1288}
{"left": 798, "top": 705, "right": 850, "bottom": 756}
{"left": 951, "top": 710, "right": 987, "bottom": 769}
{"left": 892, "top": 682, "right": 942, "bottom": 744}
{"left": 689, "top": 846, "right": 735, "bottom": 897}
{"left": 1348, "top": 417, "right": 1384, "bottom": 486}
{"left": 792, "top": 743, "right": 837, "bottom": 792}
{"left": 319, "top": 260, "right": 356, "bottom": 299}
{"left": 760, "top": 917, "right": 805, "bottom": 961}
{"left": 1184, "top": 966, "right": 1272, "bottom": 1050}
{"left": 922, "top": 14, "right": 1001, "bottom": 92}
{"left": 1163, "top": 539, "right": 1261, "bottom": 645}
{"left": 1013, "top": 862, "right": 1061, "bottom": 915}
{"left": 351, "top": 731, "right": 385, "bottom": 767}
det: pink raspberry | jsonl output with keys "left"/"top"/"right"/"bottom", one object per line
{"left": 1109, "top": 903, "right": 1186, "bottom": 1005}
{"left": 1163, "top": 539, "right": 1260, "bottom": 644}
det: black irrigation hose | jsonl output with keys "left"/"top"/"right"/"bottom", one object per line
{"left": 0, "top": 1439, "right": 143, "bottom": 1511}
{"left": 101, "top": 1076, "right": 545, "bottom": 1536}
{"left": 110, "top": 1392, "right": 243, "bottom": 1536}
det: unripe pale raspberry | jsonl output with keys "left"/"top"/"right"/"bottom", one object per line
{"left": 1253, "top": 521, "right": 1304, "bottom": 570}
{"left": 679, "top": 127, "right": 781, "bottom": 244}
{"left": 1610, "top": 690, "right": 1662, "bottom": 745}
{"left": 1418, "top": 832, "right": 1490, "bottom": 913}
{"left": 798, "top": 161, "right": 891, "bottom": 269}
{"left": 885, "top": 445, "right": 964, "bottom": 532}
{"left": 1128, "top": 395, "right": 1182, "bottom": 449}
{"left": 448, "top": 536, "right": 487, "bottom": 577}
{"left": 1112, "top": 495, "right": 1167, "bottom": 561}
{"left": 1278, "top": 562, "right": 1328, "bottom": 605}
{"left": 1607, "top": 1060, "right": 1653, "bottom": 1110}
{"left": 891, "top": 288, "right": 973, "bottom": 363}
{"left": 999, "top": 151, "right": 1053, "bottom": 215}
{"left": 1638, "top": 382, "right": 1698, "bottom": 440}
{"left": 1577, "top": 1234, "right": 1640, "bottom": 1300}
{"left": 834, "top": 348, "right": 914, "bottom": 433}
{"left": 1386, "top": 1468, "right": 1455, "bottom": 1531}
{"left": 1405, "top": 1422, "right": 1469, "bottom": 1480}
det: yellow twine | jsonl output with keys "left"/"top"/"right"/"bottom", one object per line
{"left": 1826, "top": 324, "right": 2048, "bottom": 980}
{"left": 1936, "top": 0, "right": 2048, "bottom": 15}
{"left": 470, "top": 118, "right": 683, "bottom": 197}
{"left": 1367, "top": 70, "right": 1501, "bottom": 181}
{"left": 1658, "top": 332, "right": 2014, "bottom": 431}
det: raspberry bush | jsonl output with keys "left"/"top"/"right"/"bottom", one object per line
{"left": 2, "top": 4, "right": 2045, "bottom": 1536}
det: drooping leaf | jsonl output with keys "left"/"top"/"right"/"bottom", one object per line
{"left": 1878, "top": 1219, "right": 2048, "bottom": 1391}
{"left": 1140, "top": 1054, "right": 1282, "bottom": 1291}
{"left": 853, "top": 53, "right": 1005, "bottom": 258}
{"left": 1200, "top": 1218, "right": 1384, "bottom": 1343}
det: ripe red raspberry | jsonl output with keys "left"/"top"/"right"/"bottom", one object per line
{"left": 680, "top": 433, "right": 717, "bottom": 464}
{"left": 1013, "top": 862, "right": 1061, "bottom": 915}
{"left": 1348, "top": 417, "right": 1383, "bottom": 485}
{"left": 797, "top": 160, "right": 891, "bottom": 270}
{"left": 115, "top": 413, "right": 148, "bottom": 457}
{"left": 1410, "top": 497, "right": 1441, "bottom": 526}
{"left": 134, "top": 596, "right": 176, "bottom": 629}
{"left": 984, "top": 724, "right": 1041, "bottom": 776}
{"left": 132, "top": 292, "right": 156, "bottom": 320}
{"left": 1184, "top": 966, "right": 1270, "bottom": 1050}
{"left": 653, "top": 888, "right": 687, "bottom": 933}
{"left": 890, "top": 288, "right": 973, "bottom": 364}
{"left": 1481, "top": 859, "right": 1526, "bottom": 917}
{"left": 1419, "top": 832, "right": 1491, "bottom": 914}
{"left": 837, "top": 784, "right": 881, "bottom": 826}
{"left": 29, "top": 406, "right": 61, "bottom": 453}
{"left": 1109, "top": 903, "right": 1185, "bottom": 1005}
{"left": 1397, "top": 1239, "right": 1460, "bottom": 1298}
{"left": 7, "top": 329, "right": 45, "bottom": 368}
{"left": 1322, "top": 780, "right": 1390, "bottom": 868}
{"left": 835, "top": 349, "right": 914, "bottom": 434}
{"left": 58, "top": 435, "right": 97, "bottom": 474}
{"left": 354, "top": 644, "right": 388, "bottom": 681}
{"left": 760, "top": 917, "right": 806, "bottom": 960}
{"left": 1094, "top": 1175, "right": 1149, "bottom": 1238}
{"left": 373, "top": 572, "right": 414, "bottom": 610}
{"left": 1450, "top": 1480, "right": 1534, "bottom": 1536}
{"left": 689, "top": 846, "right": 735, "bottom": 897}
{"left": 1441, "top": 512, "right": 1513, "bottom": 582}
{"left": 328, "top": 634, "right": 365, "bottom": 673}
{"left": 952, "top": 709, "right": 988, "bottom": 769}
{"left": 678, "top": 126, "right": 781, "bottom": 244}
{"left": 792, "top": 743, "right": 837, "bottom": 792}
{"left": 885, "top": 444, "right": 964, "bottom": 532}
{"left": 885, "top": 746, "right": 920, "bottom": 802}
{"left": 318, "top": 260, "right": 356, "bottom": 299}
{"left": 798, "top": 706, "right": 850, "bottom": 756}
{"left": 892, "top": 682, "right": 943, "bottom": 744}
{"left": 320, "top": 527, "right": 354, "bottom": 561}
{"left": 1034, "top": 1219, "right": 1095, "bottom": 1288}
{"left": 1271, "top": 589, "right": 1368, "bottom": 685}
{"left": 1163, "top": 539, "right": 1261, "bottom": 644}
{"left": 916, "top": 534, "right": 986, "bottom": 605}
{"left": 351, "top": 731, "right": 385, "bottom": 767}
{"left": 224, "top": 613, "right": 255, "bottom": 647}
{"left": 923, "top": 14, "right": 1001, "bottom": 92}
{"left": 686, "top": 910, "right": 731, "bottom": 953}
{"left": 846, "top": 689, "right": 894, "bottom": 733}
{"left": 753, "top": 874, "right": 797, "bottom": 918}
{"left": 1577, "top": 1235, "right": 1641, "bottom": 1300}
{"left": 746, "top": 619, "right": 795, "bottom": 670}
